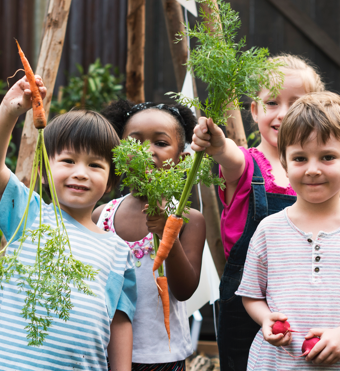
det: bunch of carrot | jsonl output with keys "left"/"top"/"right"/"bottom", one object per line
{"left": 0, "top": 41, "right": 97, "bottom": 346}
{"left": 113, "top": 138, "right": 224, "bottom": 349}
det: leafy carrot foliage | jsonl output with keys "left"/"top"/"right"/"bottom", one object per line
{"left": 112, "top": 137, "right": 224, "bottom": 219}
{"left": 0, "top": 130, "right": 97, "bottom": 346}
{"left": 167, "top": 0, "right": 284, "bottom": 126}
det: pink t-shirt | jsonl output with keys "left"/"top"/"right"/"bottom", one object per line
{"left": 218, "top": 147, "right": 296, "bottom": 259}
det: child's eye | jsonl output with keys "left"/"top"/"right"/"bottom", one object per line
{"left": 293, "top": 157, "right": 306, "bottom": 162}
{"left": 155, "top": 141, "right": 168, "bottom": 147}
{"left": 266, "top": 101, "right": 277, "bottom": 106}
{"left": 323, "top": 155, "right": 335, "bottom": 161}
{"left": 89, "top": 163, "right": 103, "bottom": 168}
{"left": 62, "top": 159, "right": 74, "bottom": 164}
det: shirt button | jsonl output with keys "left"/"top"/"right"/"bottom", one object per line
{"left": 307, "top": 238, "right": 313, "bottom": 243}
{"left": 315, "top": 245, "right": 320, "bottom": 251}
{"left": 315, "top": 256, "right": 321, "bottom": 262}
{"left": 314, "top": 267, "right": 320, "bottom": 273}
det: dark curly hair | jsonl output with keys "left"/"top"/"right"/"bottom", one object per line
{"left": 101, "top": 99, "right": 197, "bottom": 153}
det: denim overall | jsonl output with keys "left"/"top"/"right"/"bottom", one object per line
{"left": 217, "top": 158, "right": 296, "bottom": 371}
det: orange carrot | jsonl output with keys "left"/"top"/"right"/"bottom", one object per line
{"left": 15, "top": 39, "right": 46, "bottom": 129}
{"left": 152, "top": 214, "right": 183, "bottom": 272}
{"left": 157, "top": 276, "right": 171, "bottom": 349}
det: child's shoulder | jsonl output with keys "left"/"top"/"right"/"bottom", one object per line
{"left": 254, "top": 209, "right": 288, "bottom": 237}
{"left": 184, "top": 207, "right": 205, "bottom": 227}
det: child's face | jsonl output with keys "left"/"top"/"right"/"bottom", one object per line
{"left": 48, "top": 148, "right": 111, "bottom": 214}
{"left": 285, "top": 132, "right": 340, "bottom": 205}
{"left": 252, "top": 70, "right": 307, "bottom": 149}
{"left": 122, "top": 109, "right": 182, "bottom": 168}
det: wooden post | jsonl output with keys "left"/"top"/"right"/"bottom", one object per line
{"left": 15, "top": 0, "right": 73, "bottom": 186}
{"left": 126, "top": 0, "right": 145, "bottom": 103}
{"left": 162, "top": 0, "right": 188, "bottom": 91}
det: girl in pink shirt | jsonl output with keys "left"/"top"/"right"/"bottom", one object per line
{"left": 191, "top": 54, "right": 325, "bottom": 371}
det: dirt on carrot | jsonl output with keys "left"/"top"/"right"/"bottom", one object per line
{"left": 15, "top": 39, "right": 46, "bottom": 129}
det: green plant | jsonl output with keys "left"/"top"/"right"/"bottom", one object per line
{"left": 247, "top": 130, "right": 261, "bottom": 147}
{"left": 0, "top": 130, "right": 97, "bottom": 346}
{"left": 5, "top": 135, "right": 17, "bottom": 172}
{"left": 112, "top": 137, "right": 224, "bottom": 276}
{"left": 167, "top": 0, "right": 284, "bottom": 216}
{"left": 113, "top": 138, "right": 224, "bottom": 220}
{"left": 51, "top": 59, "right": 124, "bottom": 114}
{"left": 0, "top": 79, "right": 8, "bottom": 96}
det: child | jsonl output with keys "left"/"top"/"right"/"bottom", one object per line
{"left": 0, "top": 76, "right": 137, "bottom": 370}
{"left": 236, "top": 91, "right": 340, "bottom": 369}
{"left": 191, "top": 54, "right": 325, "bottom": 370}
{"left": 92, "top": 100, "right": 206, "bottom": 370}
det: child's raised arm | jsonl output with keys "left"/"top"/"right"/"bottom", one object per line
{"left": 192, "top": 117, "right": 246, "bottom": 203}
{"left": 0, "top": 76, "right": 46, "bottom": 194}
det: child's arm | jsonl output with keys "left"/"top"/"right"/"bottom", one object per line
{"left": 145, "top": 206, "right": 205, "bottom": 301}
{"left": 305, "top": 327, "right": 340, "bottom": 365}
{"left": 192, "top": 117, "right": 246, "bottom": 201}
{"left": 107, "top": 310, "right": 133, "bottom": 371}
{"left": 0, "top": 76, "right": 46, "bottom": 195}
{"left": 242, "top": 297, "right": 292, "bottom": 346}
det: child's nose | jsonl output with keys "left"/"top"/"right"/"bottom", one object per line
{"left": 72, "top": 164, "right": 89, "bottom": 179}
{"left": 305, "top": 161, "right": 321, "bottom": 176}
{"left": 277, "top": 104, "right": 289, "bottom": 121}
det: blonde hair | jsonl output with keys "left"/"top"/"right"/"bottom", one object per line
{"left": 278, "top": 91, "right": 340, "bottom": 169}
{"left": 269, "top": 54, "right": 325, "bottom": 94}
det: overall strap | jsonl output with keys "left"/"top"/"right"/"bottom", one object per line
{"left": 251, "top": 157, "right": 268, "bottom": 222}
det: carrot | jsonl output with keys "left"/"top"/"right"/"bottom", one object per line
{"left": 152, "top": 214, "right": 183, "bottom": 272}
{"left": 15, "top": 39, "right": 46, "bottom": 129}
{"left": 157, "top": 276, "right": 171, "bottom": 349}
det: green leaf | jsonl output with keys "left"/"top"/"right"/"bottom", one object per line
{"left": 168, "top": 0, "right": 284, "bottom": 124}
{"left": 112, "top": 138, "right": 224, "bottom": 218}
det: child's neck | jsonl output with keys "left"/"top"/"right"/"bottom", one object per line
{"left": 288, "top": 195, "right": 340, "bottom": 238}
{"left": 257, "top": 141, "right": 290, "bottom": 188}
{"left": 60, "top": 204, "right": 106, "bottom": 234}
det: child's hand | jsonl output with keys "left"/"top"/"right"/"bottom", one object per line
{"left": 1, "top": 75, "right": 46, "bottom": 119}
{"left": 262, "top": 312, "right": 292, "bottom": 347}
{"left": 142, "top": 204, "right": 167, "bottom": 239}
{"left": 191, "top": 117, "right": 226, "bottom": 157}
{"left": 305, "top": 327, "right": 340, "bottom": 365}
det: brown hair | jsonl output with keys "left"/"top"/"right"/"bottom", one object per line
{"left": 278, "top": 91, "right": 340, "bottom": 169}
{"left": 43, "top": 110, "right": 120, "bottom": 190}
{"left": 268, "top": 54, "right": 325, "bottom": 94}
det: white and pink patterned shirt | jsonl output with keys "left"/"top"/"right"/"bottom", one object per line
{"left": 97, "top": 194, "right": 193, "bottom": 364}
{"left": 236, "top": 208, "right": 340, "bottom": 370}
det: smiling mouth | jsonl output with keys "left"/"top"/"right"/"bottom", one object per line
{"left": 272, "top": 126, "right": 279, "bottom": 131}
{"left": 67, "top": 185, "right": 89, "bottom": 191}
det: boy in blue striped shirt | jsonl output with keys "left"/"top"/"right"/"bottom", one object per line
{"left": 0, "top": 75, "right": 136, "bottom": 370}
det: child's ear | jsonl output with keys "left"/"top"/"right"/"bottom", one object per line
{"left": 250, "top": 101, "right": 258, "bottom": 122}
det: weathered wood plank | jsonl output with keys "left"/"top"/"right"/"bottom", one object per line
{"left": 266, "top": 0, "right": 340, "bottom": 68}
{"left": 126, "top": 0, "right": 145, "bottom": 103}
